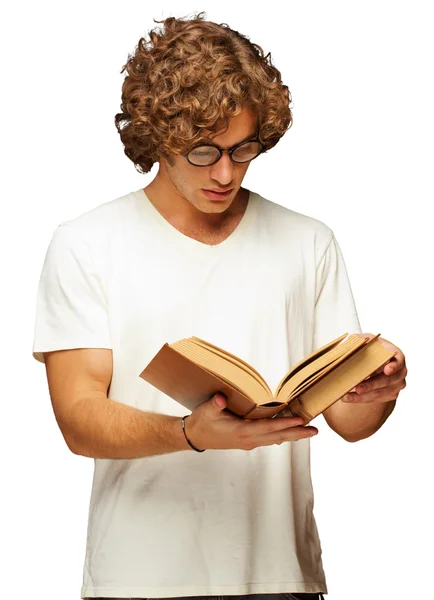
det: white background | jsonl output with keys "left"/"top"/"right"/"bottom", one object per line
{"left": 1, "top": 1, "right": 432, "bottom": 599}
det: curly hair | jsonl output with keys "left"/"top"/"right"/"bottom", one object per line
{"left": 114, "top": 12, "right": 293, "bottom": 174}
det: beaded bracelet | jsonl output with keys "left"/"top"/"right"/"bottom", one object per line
{"left": 181, "top": 415, "right": 205, "bottom": 452}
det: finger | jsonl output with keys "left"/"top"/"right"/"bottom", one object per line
{"left": 212, "top": 392, "right": 227, "bottom": 409}
{"left": 261, "top": 425, "right": 318, "bottom": 446}
{"left": 377, "top": 337, "right": 406, "bottom": 374}
{"left": 249, "top": 416, "right": 306, "bottom": 435}
{"left": 384, "top": 356, "right": 406, "bottom": 376}
{"left": 355, "top": 368, "right": 407, "bottom": 394}
{"left": 342, "top": 381, "right": 404, "bottom": 403}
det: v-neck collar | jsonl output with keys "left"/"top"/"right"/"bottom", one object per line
{"left": 136, "top": 187, "right": 257, "bottom": 253}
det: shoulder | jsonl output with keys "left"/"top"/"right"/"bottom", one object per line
{"left": 59, "top": 188, "right": 140, "bottom": 240}
{"left": 252, "top": 191, "right": 334, "bottom": 253}
{"left": 48, "top": 188, "right": 145, "bottom": 262}
{"left": 42, "top": 189, "right": 144, "bottom": 279}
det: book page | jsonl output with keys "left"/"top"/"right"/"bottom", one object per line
{"left": 294, "top": 337, "right": 393, "bottom": 418}
{"left": 171, "top": 339, "right": 272, "bottom": 404}
{"left": 283, "top": 355, "right": 345, "bottom": 399}
{"left": 190, "top": 337, "right": 271, "bottom": 393}
{"left": 274, "top": 333, "right": 348, "bottom": 394}
{"left": 275, "top": 335, "right": 366, "bottom": 400}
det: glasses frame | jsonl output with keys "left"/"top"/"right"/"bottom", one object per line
{"left": 184, "top": 137, "right": 264, "bottom": 167}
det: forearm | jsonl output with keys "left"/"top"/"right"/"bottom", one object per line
{"left": 323, "top": 398, "right": 396, "bottom": 442}
{"left": 62, "top": 393, "right": 191, "bottom": 459}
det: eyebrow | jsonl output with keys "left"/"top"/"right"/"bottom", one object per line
{"left": 202, "top": 131, "right": 258, "bottom": 149}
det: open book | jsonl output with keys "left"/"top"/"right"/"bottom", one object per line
{"left": 139, "top": 333, "right": 396, "bottom": 423}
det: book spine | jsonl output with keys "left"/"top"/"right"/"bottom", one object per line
{"left": 286, "top": 397, "right": 314, "bottom": 424}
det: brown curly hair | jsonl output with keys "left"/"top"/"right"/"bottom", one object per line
{"left": 114, "top": 12, "right": 293, "bottom": 174}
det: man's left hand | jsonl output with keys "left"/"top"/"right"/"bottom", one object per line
{"left": 341, "top": 334, "right": 407, "bottom": 404}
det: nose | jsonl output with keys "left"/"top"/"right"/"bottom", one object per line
{"left": 209, "top": 152, "right": 235, "bottom": 186}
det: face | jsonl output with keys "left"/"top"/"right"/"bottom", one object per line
{"left": 159, "top": 107, "right": 258, "bottom": 214}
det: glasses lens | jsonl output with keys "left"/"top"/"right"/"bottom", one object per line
{"left": 232, "top": 141, "right": 262, "bottom": 163}
{"left": 187, "top": 146, "right": 220, "bottom": 166}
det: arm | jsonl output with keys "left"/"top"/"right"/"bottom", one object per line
{"left": 311, "top": 233, "right": 405, "bottom": 442}
{"left": 322, "top": 334, "right": 406, "bottom": 442}
{"left": 322, "top": 395, "right": 396, "bottom": 443}
{"left": 44, "top": 347, "right": 317, "bottom": 459}
{"left": 33, "top": 225, "right": 189, "bottom": 459}
{"left": 44, "top": 347, "right": 190, "bottom": 458}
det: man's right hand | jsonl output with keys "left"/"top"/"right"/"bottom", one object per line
{"left": 184, "top": 393, "right": 318, "bottom": 451}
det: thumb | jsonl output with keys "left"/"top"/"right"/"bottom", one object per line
{"left": 212, "top": 392, "right": 227, "bottom": 411}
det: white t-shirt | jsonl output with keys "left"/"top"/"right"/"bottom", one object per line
{"left": 32, "top": 188, "right": 361, "bottom": 598}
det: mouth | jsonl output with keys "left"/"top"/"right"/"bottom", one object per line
{"left": 202, "top": 188, "right": 234, "bottom": 200}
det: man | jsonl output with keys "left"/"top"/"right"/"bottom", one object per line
{"left": 32, "top": 13, "right": 407, "bottom": 600}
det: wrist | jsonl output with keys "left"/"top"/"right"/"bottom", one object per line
{"left": 171, "top": 416, "right": 191, "bottom": 451}
{"left": 181, "top": 415, "right": 205, "bottom": 452}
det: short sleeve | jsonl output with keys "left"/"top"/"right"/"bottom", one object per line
{"left": 32, "top": 224, "right": 112, "bottom": 364}
{"left": 313, "top": 233, "right": 362, "bottom": 351}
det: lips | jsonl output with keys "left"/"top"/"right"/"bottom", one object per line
{"left": 202, "top": 188, "right": 234, "bottom": 201}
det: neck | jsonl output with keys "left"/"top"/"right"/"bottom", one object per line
{"left": 144, "top": 167, "right": 248, "bottom": 233}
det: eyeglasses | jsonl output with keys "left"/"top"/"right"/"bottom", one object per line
{"left": 184, "top": 138, "right": 264, "bottom": 167}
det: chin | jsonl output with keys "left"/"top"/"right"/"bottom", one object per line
{"left": 193, "top": 190, "right": 239, "bottom": 213}
{"left": 197, "top": 200, "right": 234, "bottom": 213}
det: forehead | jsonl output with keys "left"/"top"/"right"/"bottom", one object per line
{"left": 206, "top": 107, "right": 258, "bottom": 147}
